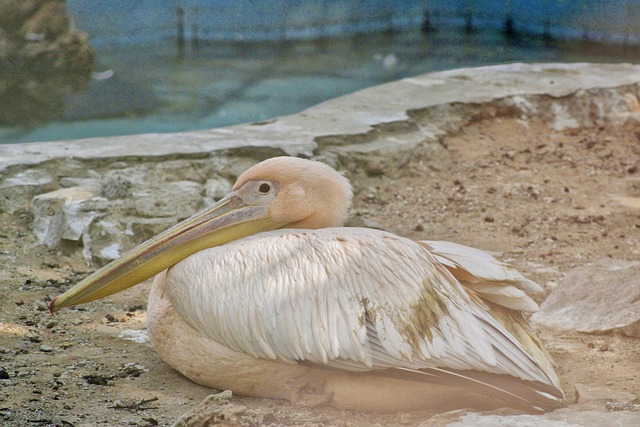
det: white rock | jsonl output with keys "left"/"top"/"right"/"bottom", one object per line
{"left": 0, "top": 169, "right": 54, "bottom": 213}
{"left": 444, "top": 410, "right": 640, "bottom": 427}
{"left": 532, "top": 260, "right": 640, "bottom": 337}
{"left": 133, "top": 181, "right": 203, "bottom": 218}
{"left": 32, "top": 186, "right": 101, "bottom": 248}
{"left": 99, "top": 243, "right": 121, "bottom": 261}
{"left": 118, "top": 329, "right": 149, "bottom": 344}
{"left": 2, "top": 169, "right": 53, "bottom": 187}
{"left": 204, "top": 177, "right": 232, "bottom": 202}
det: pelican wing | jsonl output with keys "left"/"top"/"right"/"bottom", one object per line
{"left": 421, "top": 240, "right": 543, "bottom": 312}
{"left": 165, "top": 228, "right": 559, "bottom": 400}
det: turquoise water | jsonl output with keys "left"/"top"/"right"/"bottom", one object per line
{"left": 1, "top": 27, "right": 637, "bottom": 144}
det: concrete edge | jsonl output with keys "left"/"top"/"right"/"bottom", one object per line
{"left": 1, "top": 62, "right": 639, "bottom": 172}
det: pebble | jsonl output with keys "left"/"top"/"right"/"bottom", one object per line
{"left": 35, "top": 301, "right": 48, "bottom": 312}
{"left": 27, "top": 334, "right": 42, "bottom": 343}
{"left": 213, "top": 390, "right": 233, "bottom": 400}
{"left": 70, "top": 318, "right": 83, "bottom": 326}
{"left": 606, "top": 400, "right": 640, "bottom": 412}
{"left": 39, "top": 345, "right": 53, "bottom": 353}
{"left": 363, "top": 159, "right": 385, "bottom": 177}
{"left": 395, "top": 412, "right": 414, "bottom": 424}
{"left": 119, "top": 362, "right": 148, "bottom": 378}
{"left": 45, "top": 320, "right": 57, "bottom": 329}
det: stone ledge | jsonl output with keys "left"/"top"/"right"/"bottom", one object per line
{"left": 1, "top": 62, "right": 639, "bottom": 172}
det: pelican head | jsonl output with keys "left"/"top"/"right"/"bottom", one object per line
{"left": 49, "top": 157, "right": 352, "bottom": 312}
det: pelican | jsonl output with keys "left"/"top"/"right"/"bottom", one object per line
{"left": 50, "top": 156, "right": 565, "bottom": 413}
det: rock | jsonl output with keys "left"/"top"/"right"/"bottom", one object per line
{"left": 0, "top": 0, "right": 41, "bottom": 31}
{"left": 0, "top": 379, "right": 14, "bottom": 387}
{"left": 85, "top": 219, "right": 125, "bottom": 263}
{"left": 52, "top": 416, "right": 78, "bottom": 427}
{"left": 118, "top": 362, "right": 148, "bottom": 378}
{"left": 423, "top": 388, "right": 640, "bottom": 426}
{"left": 572, "top": 383, "right": 638, "bottom": 406}
{"left": 0, "top": 0, "right": 94, "bottom": 126}
{"left": 606, "top": 401, "right": 640, "bottom": 412}
{"left": 101, "top": 177, "right": 132, "bottom": 199}
{"left": 440, "top": 410, "right": 640, "bottom": 427}
{"left": 214, "top": 390, "right": 233, "bottom": 400}
{"left": 118, "top": 330, "right": 149, "bottom": 344}
{"left": 31, "top": 186, "right": 101, "bottom": 249}
{"left": 0, "top": 169, "right": 54, "bottom": 213}
{"left": 172, "top": 391, "right": 245, "bottom": 427}
{"left": 204, "top": 176, "right": 232, "bottom": 202}
{"left": 39, "top": 345, "right": 53, "bottom": 352}
{"left": 22, "top": 0, "right": 69, "bottom": 40}
{"left": 133, "top": 181, "right": 203, "bottom": 219}
{"left": 155, "top": 160, "right": 214, "bottom": 183}
{"left": 126, "top": 217, "right": 180, "bottom": 243}
{"left": 531, "top": 260, "right": 640, "bottom": 337}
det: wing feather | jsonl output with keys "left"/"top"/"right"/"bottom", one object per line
{"left": 165, "top": 227, "right": 562, "bottom": 409}
{"left": 421, "top": 240, "right": 542, "bottom": 311}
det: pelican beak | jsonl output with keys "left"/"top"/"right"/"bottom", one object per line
{"left": 49, "top": 192, "right": 275, "bottom": 313}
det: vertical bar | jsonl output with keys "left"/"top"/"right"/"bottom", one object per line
{"left": 543, "top": 0, "right": 551, "bottom": 40}
{"left": 282, "top": 0, "right": 289, "bottom": 39}
{"left": 190, "top": 0, "right": 199, "bottom": 46}
{"left": 354, "top": 0, "right": 362, "bottom": 34}
{"left": 421, "top": 0, "right": 433, "bottom": 33}
{"left": 504, "top": 0, "right": 514, "bottom": 36}
{"left": 581, "top": 0, "right": 590, "bottom": 41}
{"left": 464, "top": 0, "right": 473, "bottom": 34}
{"left": 176, "top": 0, "right": 185, "bottom": 49}
{"left": 386, "top": 0, "right": 394, "bottom": 33}
{"left": 624, "top": 0, "right": 630, "bottom": 43}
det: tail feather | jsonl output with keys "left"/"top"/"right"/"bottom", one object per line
{"left": 383, "top": 366, "right": 566, "bottom": 413}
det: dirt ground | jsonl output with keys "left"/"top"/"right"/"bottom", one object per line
{"left": 1, "top": 115, "right": 639, "bottom": 426}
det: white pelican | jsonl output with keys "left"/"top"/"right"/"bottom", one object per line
{"left": 50, "top": 157, "right": 565, "bottom": 413}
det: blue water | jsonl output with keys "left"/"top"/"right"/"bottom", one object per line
{"left": 1, "top": 27, "right": 637, "bottom": 144}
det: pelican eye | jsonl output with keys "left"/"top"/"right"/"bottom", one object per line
{"left": 258, "top": 183, "right": 271, "bottom": 194}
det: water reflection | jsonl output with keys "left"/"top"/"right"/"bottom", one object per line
{"left": 1, "top": 23, "right": 639, "bottom": 144}
{"left": 0, "top": 0, "right": 94, "bottom": 129}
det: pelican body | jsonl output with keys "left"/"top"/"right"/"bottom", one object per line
{"left": 50, "top": 157, "right": 565, "bottom": 413}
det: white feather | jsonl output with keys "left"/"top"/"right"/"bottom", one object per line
{"left": 165, "top": 228, "right": 554, "bottom": 386}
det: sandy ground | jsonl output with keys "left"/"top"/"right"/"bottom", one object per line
{"left": 1, "top": 116, "right": 639, "bottom": 426}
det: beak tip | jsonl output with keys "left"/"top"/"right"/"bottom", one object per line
{"left": 49, "top": 296, "right": 59, "bottom": 315}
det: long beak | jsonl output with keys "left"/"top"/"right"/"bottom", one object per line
{"left": 49, "top": 193, "right": 276, "bottom": 313}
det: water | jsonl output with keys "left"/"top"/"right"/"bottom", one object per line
{"left": 1, "top": 27, "right": 638, "bottom": 144}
